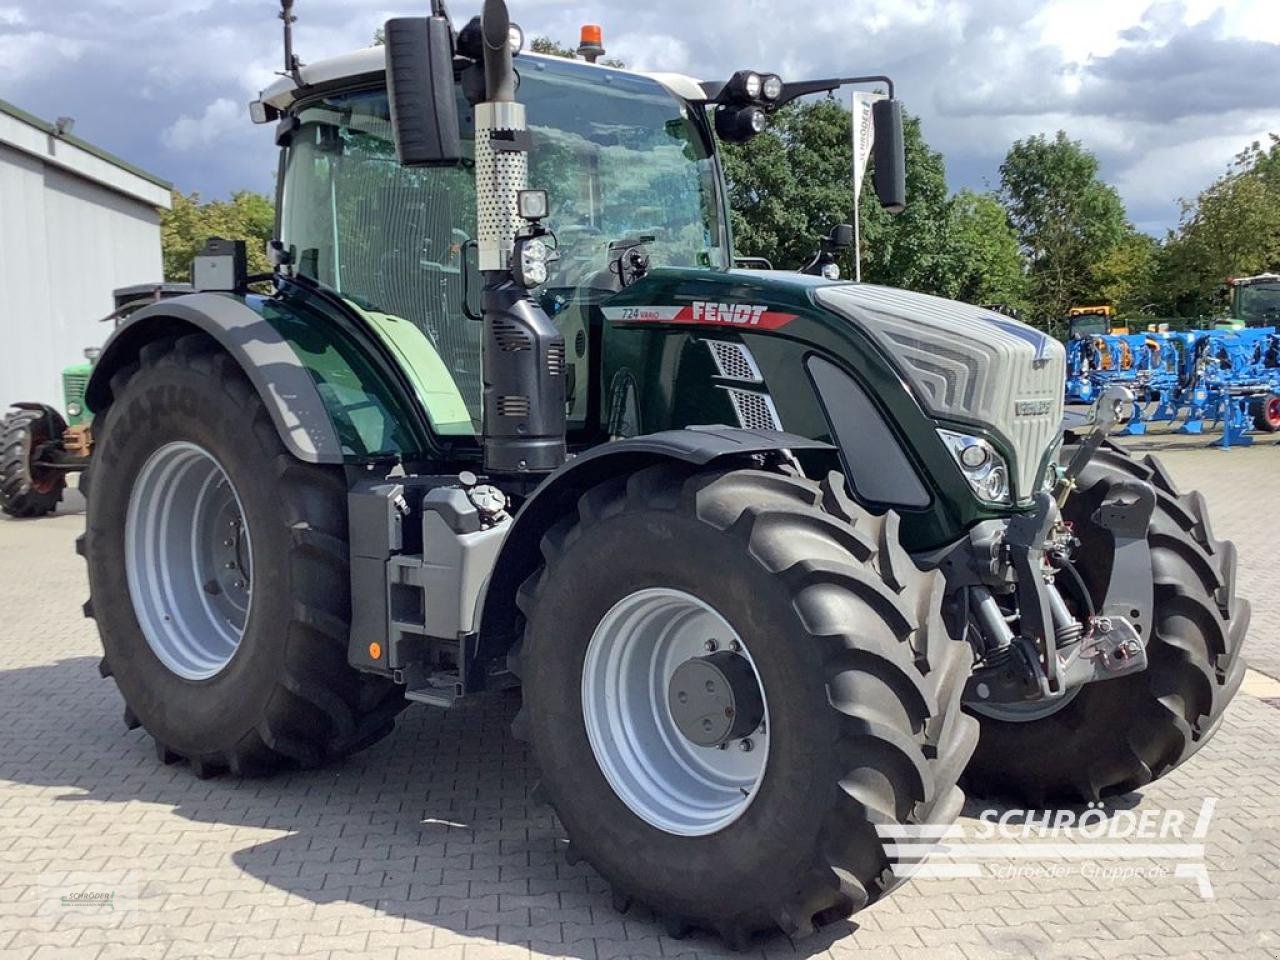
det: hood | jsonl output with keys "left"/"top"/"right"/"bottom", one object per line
{"left": 814, "top": 283, "right": 1065, "bottom": 502}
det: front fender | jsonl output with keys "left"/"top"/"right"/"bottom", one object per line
{"left": 475, "top": 426, "right": 833, "bottom": 659}
{"left": 85, "top": 292, "right": 344, "bottom": 464}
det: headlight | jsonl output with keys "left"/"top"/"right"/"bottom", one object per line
{"left": 515, "top": 237, "right": 549, "bottom": 288}
{"left": 938, "top": 429, "right": 1012, "bottom": 505}
{"left": 820, "top": 262, "right": 840, "bottom": 280}
{"left": 743, "top": 72, "right": 762, "bottom": 98}
{"left": 761, "top": 74, "right": 783, "bottom": 101}
{"left": 66, "top": 401, "right": 82, "bottom": 418}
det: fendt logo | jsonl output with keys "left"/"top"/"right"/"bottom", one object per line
{"left": 691, "top": 301, "right": 769, "bottom": 325}
{"left": 602, "top": 302, "right": 797, "bottom": 330}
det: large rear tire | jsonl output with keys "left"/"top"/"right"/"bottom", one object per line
{"left": 1, "top": 407, "right": 67, "bottom": 518}
{"left": 518, "top": 463, "right": 977, "bottom": 945}
{"left": 962, "top": 442, "right": 1248, "bottom": 806}
{"left": 81, "top": 333, "right": 405, "bottom": 777}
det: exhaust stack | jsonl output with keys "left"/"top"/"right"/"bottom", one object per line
{"left": 475, "top": 0, "right": 567, "bottom": 475}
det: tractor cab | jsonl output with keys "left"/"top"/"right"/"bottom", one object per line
{"left": 1066, "top": 305, "right": 1126, "bottom": 339}
{"left": 1227, "top": 274, "right": 1280, "bottom": 328}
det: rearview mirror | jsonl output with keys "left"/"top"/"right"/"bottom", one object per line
{"left": 828, "top": 224, "right": 854, "bottom": 250}
{"left": 872, "top": 98, "right": 906, "bottom": 214}
{"left": 385, "top": 16, "right": 462, "bottom": 166}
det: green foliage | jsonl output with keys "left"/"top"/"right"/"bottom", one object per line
{"left": 938, "top": 190, "right": 1027, "bottom": 310}
{"left": 161, "top": 191, "right": 275, "bottom": 282}
{"left": 1154, "top": 136, "right": 1280, "bottom": 316}
{"left": 722, "top": 98, "right": 955, "bottom": 291}
{"left": 998, "top": 131, "right": 1130, "bottom": 325}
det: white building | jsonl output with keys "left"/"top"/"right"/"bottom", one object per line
{"left": 0, "top": 99, "right": 172, "bottom": 410}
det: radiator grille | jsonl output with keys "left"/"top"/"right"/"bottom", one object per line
{"left": 706, "top": 340, "right": 762, "bottom": 382}
{"left": 725, "top": 388, "right": 781, "bottom": 431}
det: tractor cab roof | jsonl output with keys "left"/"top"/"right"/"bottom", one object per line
{"left": 257, "top": 46, "right": 705, "bottom": 114}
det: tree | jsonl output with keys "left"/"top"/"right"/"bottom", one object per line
{"left": 530, "top": 35, "right": 626, "bottom": 68}
{"left": 1154, "top": 135, "right": 1280, "bottom": 316}
{"left": 1093, "top": 230, "right": 1160, "bottom": 317}
{"left": 722, "top": 98, "right": 955, "bottom": 292}
{"left": 161, "top": 191, "right": 276, "bottom": 282}
{"left": 998, "top": 131, "right": 1129, "bottom": 325}
{"left": 938, "top": 190, "right": 1027, "bottom": 309}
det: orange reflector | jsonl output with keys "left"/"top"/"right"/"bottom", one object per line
{"left": 580, "top": 23, "right": 603, "bottom": 46}
{"left": 368, "top": 642, "right": 383, "bottom": 660}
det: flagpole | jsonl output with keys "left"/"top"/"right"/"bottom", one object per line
{"left": 854, "top": 196, "right": 862, "bottom": 283}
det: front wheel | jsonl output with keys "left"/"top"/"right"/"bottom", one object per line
{"left": 962, "top": 443, "right": 1248, "bottom": 806}
{"left": 82, "top": 333, "right": 405, "bottom": 776}
{"left": 518, "top": 463, "right": 977, "bottom": 945}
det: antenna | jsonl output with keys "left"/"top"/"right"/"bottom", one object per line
{"left": 279, "top": 0, "right": 304, "bottom": 86}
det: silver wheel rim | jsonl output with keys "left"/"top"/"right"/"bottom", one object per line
{"left": 581, "top": 588, "right": 769, "bottom": 836}
{"left": 125, "top": 441, "right": 253, "bottom": 681}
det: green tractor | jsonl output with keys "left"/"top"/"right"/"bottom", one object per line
{"left": 78, "top": 0, "right": 1247, "bottom": 945}
{"left": 1, "top": 285, "right": 188, "bottom": 518}
{"left": 0, "top": 362, "right": 91, "bottom": 517}
{"left": 1224, "top": 273, "right": 1280, "bottom": 329}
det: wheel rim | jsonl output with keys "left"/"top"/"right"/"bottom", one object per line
{"left": 968, "top": 684, "right": 1082, "bottom": 722}
{"left": 1267, "top": 396, "right": 1280, "bottom": 428}
{"left": 581, "top": 588, "right": 769, "bottom": 837}
{"left": 125, "top": 441, "right": 253, "bottom": 681}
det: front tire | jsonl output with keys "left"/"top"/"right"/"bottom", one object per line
{"left": 1, "top": 407, "right": 67, "bottom": 518}
{"left": 82, "top": 333, "right": 405, "bottom": 777}
{"left": 518, "top": 463, "right": 977, "bottom": 945}
{"left": 962, "top": 443, "right": 1248, "bottom": 806}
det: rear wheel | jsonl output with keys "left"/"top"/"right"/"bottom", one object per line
{"left": 962, "top": 443, "right": 1248, "bottom": 806}
{"left": 518, "top": 463, "right": 977, "bottom": 945}
{"left": 1, "top": 407, "right": 67, "bottom": 518}
{"left": 82, "top": 333, "right": 405, "bottom": 776}
{"left": 1251, "top": 394, "right": 1280, "bottom": 432}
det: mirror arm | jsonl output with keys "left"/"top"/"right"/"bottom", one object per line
{"left": 772, "top": 74, "right": 894, "bottom": 109}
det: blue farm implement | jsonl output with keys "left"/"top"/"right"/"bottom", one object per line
{"left": 1065, "top": 326, "right": 1280, "bottom": 444}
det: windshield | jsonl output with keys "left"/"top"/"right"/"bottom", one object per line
{"left": 1237, "top": 282, "right": 1280, "bottom": 326}
{"left": 279, "top": 55, "right": 726, "bottom": 433}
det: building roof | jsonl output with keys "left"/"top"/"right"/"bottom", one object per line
{"left": 0, "top": 98, "right": 172, "bottom": 210}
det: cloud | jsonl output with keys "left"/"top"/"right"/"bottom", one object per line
{"left": 161, "top": 98, "right": 244, "bottom": 152}
{"left": 0, "top": 0, "right": 1277, "bottom": 237}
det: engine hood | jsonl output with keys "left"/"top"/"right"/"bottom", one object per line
{"left": 813, "top": 283, "right": 1065, "bottom": 502}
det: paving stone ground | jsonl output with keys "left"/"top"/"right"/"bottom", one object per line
{"left": 2, "top": 432, "right": 1278, "bottom": 960}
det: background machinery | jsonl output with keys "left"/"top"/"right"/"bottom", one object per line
{"left": 74, "top": 0, "right": 1247, "bottom": 946}
{"left": 0, "top": 284, "right": 188, "bottom": 517}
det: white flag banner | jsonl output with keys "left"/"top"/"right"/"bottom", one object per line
{"left": 851, "top": 91, "right": 884, "bottom": 202}
{"left": 855, "top": 90, "right": 885, "bottom": 284}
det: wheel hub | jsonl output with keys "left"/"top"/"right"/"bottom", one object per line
{"left": 668, "top": 651, "right": 764, "bottom": 748}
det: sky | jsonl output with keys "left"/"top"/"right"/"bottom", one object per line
{"left": 3, "top": 0, "right": 1278, "bottom": 236}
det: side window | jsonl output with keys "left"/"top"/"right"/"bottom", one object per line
{"left": 280, "top": 90, "right": 483, "bottom": 426}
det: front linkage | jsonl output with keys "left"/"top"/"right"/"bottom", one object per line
{"left": 939, "top": 386, "right": 1153, "bottom": 715}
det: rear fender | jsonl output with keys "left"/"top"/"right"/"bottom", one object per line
{"left": 85, "top": 292, "right": 344, "bottom": 464}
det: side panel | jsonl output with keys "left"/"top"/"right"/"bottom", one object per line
{"left": 596, "top": 268, "right": 1024, "bottom": 551}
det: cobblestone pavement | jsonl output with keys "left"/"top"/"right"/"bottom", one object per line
{"left": 2, "top": 442, "right": 1278, "bottom": 960}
